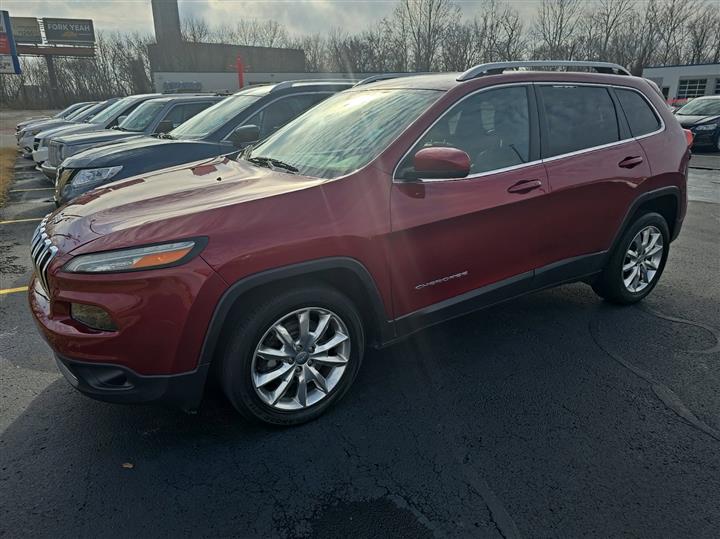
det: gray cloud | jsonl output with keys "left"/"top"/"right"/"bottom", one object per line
{"left": 1, "top": 0, "right": 592, "bottom": 38}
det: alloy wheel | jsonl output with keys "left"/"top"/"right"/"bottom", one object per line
{"left": 251, "top": 307, "right": 351, "bottom": 411}
{"left": 622, "top": 225, "right": 664, "bottom": 293}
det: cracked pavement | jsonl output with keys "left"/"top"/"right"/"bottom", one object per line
{"left": 1, "top": 140, "right": 719, "bottom": 537}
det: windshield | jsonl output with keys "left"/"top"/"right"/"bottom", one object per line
{"left": 676, "top": 99, "right": 720, "bottom": 116}
{"left": 119, "top": 100, "right": 166, "bottom": 132}
{"left": 89, "top": 97, "right": 133, "bottom": 125}
{"left": 246, "top": 89, "right": 442, "bottom": 179}
{"left": 169, "top": 94, "right": 260, "bottom": 140}
{"left": 66, "top": 103, "right": 97, "bottom": 121}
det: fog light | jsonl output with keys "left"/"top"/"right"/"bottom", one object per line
{"left": 70, "top": 303, "right": 117, "bottom": 331}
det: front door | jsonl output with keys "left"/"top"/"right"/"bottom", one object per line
{"left": 389, "top": 85, "right": 549, "bottom": 320}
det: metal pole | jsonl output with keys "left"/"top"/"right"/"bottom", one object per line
{"left": 45, "top": 54, "right": 59, "bottom": 108}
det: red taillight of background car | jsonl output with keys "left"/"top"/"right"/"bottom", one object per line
{"left": 684, "top": 129, "right": 694, "bottom": 148}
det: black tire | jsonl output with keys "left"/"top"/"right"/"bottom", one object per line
{"left": 220, "top": 285, "right": 364, "bottom": 426}
{"left": 592, "top": 212, "right": 670, "bottom": 305}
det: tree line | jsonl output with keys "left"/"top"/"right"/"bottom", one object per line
{"left": 1, "top": 0, "right": 718, "bottom": 109}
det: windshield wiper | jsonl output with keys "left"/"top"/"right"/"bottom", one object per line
{"left": 157, "top": 132, "right": 174, "bottom": 139}
{"left": 247, "top": 156, "right": 298, "bottom": 174}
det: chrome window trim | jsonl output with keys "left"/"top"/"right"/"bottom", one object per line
{"left": 220, "top": 91, "right": 335, "bottom": 143}
{"left": 394, "top": 81, "right": 666, "bottom": 183}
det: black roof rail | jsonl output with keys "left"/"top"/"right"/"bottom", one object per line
{"left": 353, "top": 72, "right": 432, "bottom": 87}
{"left": 457, "top": 60, "right": 631, "bottom": 81}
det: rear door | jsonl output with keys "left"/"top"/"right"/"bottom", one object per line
{"left": 389, "top": 84, "right": 549, "bottom": 318}
{"left": 535, "top": 83, "right": 652, "bottom": 269}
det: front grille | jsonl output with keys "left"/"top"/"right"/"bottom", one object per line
{"left": 31, "top": 217, "right": 58, "bottom": 294}
{"left": 48, "top": 141, "right": 62, "bottom": 167}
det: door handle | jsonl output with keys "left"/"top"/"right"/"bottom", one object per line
{"left": 507, "top": 179, "right": 543, "bottom": 194}
{"left": 618, "top": 156, "right": 644, "bottom": 169}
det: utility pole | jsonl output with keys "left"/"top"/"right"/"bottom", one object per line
{"left": 45, "top": 54, "right": 59, "bottom": 107}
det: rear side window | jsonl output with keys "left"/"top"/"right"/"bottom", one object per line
{"left": 539, "top": 85, "right": 619, "bottom": 157}
{"left": 615, "top": 89, "right": 661, "bottom": 137}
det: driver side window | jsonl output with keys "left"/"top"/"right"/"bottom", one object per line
{"left": 397, "top": 86, "right": 530, "bottom": 179}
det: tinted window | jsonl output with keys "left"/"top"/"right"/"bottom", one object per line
{"left": 245, "top": 93, "right": 332, "bottom": 139}
{"left": 161, "top": 102, "right": 214, "bottom": 131}
{"left": 539, "top": 85, "right": 619, "bottom": 157}
{"left": 398, "top": 86, "right": 530, "bottom": 179}
{"left": 170, "top": 94, "right": 261, "bottom": 140}
{"left": 616, "top": 89, "right": 661, "bottom": 137}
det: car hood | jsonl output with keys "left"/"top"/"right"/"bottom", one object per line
{"left": 675, "top": 114, "right": 720, "bottom": 128}
{"left": 44, "top": 156, "right": 325, "bottom": 255}
{"left": 36, "top": 123, "right": 90, "bottom": 141}
{"left": 55, "top": 128, "right": 143, "bottom": 146}
{"left": 47, "top": 123, "right": 104, "bottom": 139}
{"left": 24, "top": 119, "right": 73, "bottom": 134}
{"left": 61, "top": 136, "right": 228, "bottom": 170}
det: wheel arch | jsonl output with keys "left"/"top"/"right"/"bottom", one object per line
{"left": 198, "top": 257, "right": 393, "bottom": 369}
{"left": 609, "top": 186, "right": 681, "bottom": 257}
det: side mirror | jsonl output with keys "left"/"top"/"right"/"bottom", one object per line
{"left": 229, "top": 124, "right": 260, "bottom": 147}
{"left": 155, "top": 119, "right": 174, "bottom": 134}
{"left": 413, "top": 147, "right": 470, "bottom": 179}
{"left": 117, "top": 115, "right": 128, "bottom": 125}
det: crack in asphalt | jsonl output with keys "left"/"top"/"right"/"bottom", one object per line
{"left": 409, "top": 343, "right": 523, "bottom": 539}
{"left": 636, "top": 304, "right": 720, "bottom": 354}
{"left": 588, "top": 316, "right": 720, "bottom": 443}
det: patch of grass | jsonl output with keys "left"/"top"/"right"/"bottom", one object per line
{"left": 0, "top": 147, "right": 15, "bottom": 207}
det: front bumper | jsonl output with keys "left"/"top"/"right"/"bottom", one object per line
{"left": 55, "top": 354, "right": 209, "bottom": 410}
{"left": 33, "top": 146, "right": 49, "bottom": 165}
{"left": 690, "top": 129, "right": 719, "bottom": 148}
{"left": 41, "top": 162, "right": 58, "bottom": 181}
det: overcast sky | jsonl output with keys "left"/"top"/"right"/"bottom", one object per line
{"left": 3, "top": 0, "right": 548, "bottom": 37}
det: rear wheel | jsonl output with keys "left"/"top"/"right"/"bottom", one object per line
{"left": 220, "top": 285, "right": 364, "bottom": 425}
{"left": 592, "top": 212, "right": 670, "bottom": 304}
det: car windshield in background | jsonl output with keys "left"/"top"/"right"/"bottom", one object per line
{"left": 676, "top": 99, "right": 720, "bottom": 116}
{"left": 119, "top": 100, "right": 166, "bottom": 132}
{"left": 67, "top": 103, "right": 99, "bottom": 121}
{"left": 246, "top": 89, "right": 442, "bottom": 179}
{"left": 89, "top": 98, "right": 132, "bottom": 125}
{"left": 169, "top": 94, "right": 260, "bottom": 140}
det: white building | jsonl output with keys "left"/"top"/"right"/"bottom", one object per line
{"left": 643, "top": 63, "right": 720, "bottom": 102}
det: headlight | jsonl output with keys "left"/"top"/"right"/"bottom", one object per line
{"left": 63, "top": 240, "right": 203, "bottom": 273}
{"left": 70, "top": 166, "right": 123, "bottom": 187}
{"left": 694, "top": 123, "right": 718, "bottom": 131}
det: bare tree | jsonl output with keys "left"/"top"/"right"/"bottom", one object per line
{"left": 533, "top": 0, "right": 582, "bottom": 59}
{"left": 392, "top": 0, "right": 461, "bottom": 71}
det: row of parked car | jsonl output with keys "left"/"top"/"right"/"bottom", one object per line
{"left": 16, "top": 81, "right": 356, "bottom": 205}
{"left": 23, "top": 61, "right": 696, "bottom": 425}
{"left": 17, "top": 77, "right": 719, "bottom": 208}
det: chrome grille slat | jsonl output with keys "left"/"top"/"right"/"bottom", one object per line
{"left": 30, "top": 216, "right": 57, "bottom": 294}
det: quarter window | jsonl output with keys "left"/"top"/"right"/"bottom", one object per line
{"left": 615, "top": 89, "right": 661, "bottom": 137}
{"left": 539, "top": 85, "right": 619, "bottom": 157}
{"left": 397, "top": 86, "right": 531, "bottom": 179}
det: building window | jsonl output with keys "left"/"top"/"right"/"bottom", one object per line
{"left": 715, "top": 79, "right": 720, "bottom": 95}
{"left": 678, "top": 79, "right": 707, "bottom": 99}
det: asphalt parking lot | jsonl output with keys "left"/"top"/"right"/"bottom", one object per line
{"left": 1, "top": 131, "right": 719, "bottom": 537}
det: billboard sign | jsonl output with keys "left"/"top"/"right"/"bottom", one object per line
{"left": 11, "top": 17, "right": 42, "bottom": 44}
{"left": 43, "top": 18, "right": 95, "bottom": 44}
{"left": 0, "top": 11, "right": 21, "bottom": 75}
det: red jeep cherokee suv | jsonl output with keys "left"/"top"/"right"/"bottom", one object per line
{"left": 30, "top": 62, "right": 690, "bottom": 425}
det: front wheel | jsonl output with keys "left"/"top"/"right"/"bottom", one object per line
{"left": 592, "top": 212, "right": 670, "bottom": 304}
{"left": 220, "top": 285, "right": 364, "bottom": 425}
